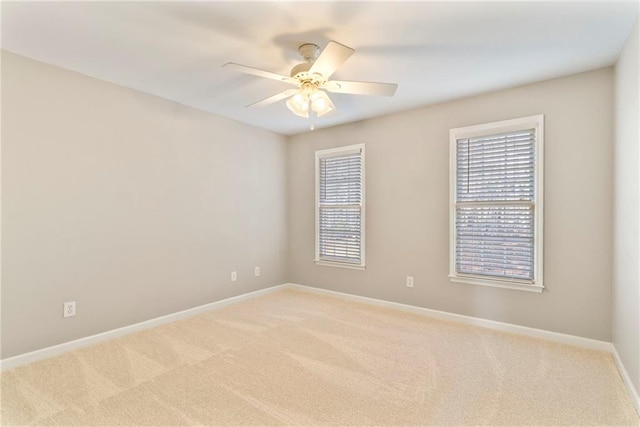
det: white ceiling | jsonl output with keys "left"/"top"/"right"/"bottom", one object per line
{"left": 2, "top": 1, "right": 638, "bottom": 135}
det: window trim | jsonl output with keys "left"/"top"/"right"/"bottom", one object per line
{"left": 315, "top": 143, "right": 366, "bottom": 270}
{"left": 449, "top": 115, "right": 544, "bottom": 293}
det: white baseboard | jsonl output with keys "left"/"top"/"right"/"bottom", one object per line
{"left": 0, "top": 284, "right": 288, "bottom": 371}
{"left": 612, "top": 345, "right": 640, "bottom": 416}
{"left": 287, "top": 283, "right": 612, "bottom": 351}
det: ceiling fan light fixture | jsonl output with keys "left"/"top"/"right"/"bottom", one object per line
{"left": 310, "top": 90, "right": 334, "bottom": 117}
{"left": 286, "top": 92, "right": 310, "bottom": 118}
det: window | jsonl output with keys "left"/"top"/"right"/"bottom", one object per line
{"left": 449, "top": 115, "right": 544, "bottom": 292}
{"left": 315, "top": 144, "right": 365, "bottom": 269}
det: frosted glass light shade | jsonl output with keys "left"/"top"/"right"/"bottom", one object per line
{"left": 286, "top": 93, "right": 309, "bottom": 118}
{"left": 310, "top": 90, "right": 334, "bottom": 117}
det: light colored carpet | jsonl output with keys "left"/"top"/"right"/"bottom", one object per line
{"left": 1, "top": 289, "right": 638, "bottom": 426}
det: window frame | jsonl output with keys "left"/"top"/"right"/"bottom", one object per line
{"left": 449, "top": 115, "right": 544, "bottom": 293}
{"left": 315, "top": 143, "right": 366, "bottom": 270}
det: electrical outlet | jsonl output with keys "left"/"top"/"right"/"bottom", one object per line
{"left": 254, "top": 266, "right": 260, "bottom": 277}
{"left": 231, "top": 271, "right": 237, "bottom": 282}
{"left": 63, "top": 301, "right": 76, "bottom": 318}
{"left": 406, "top": 276, "right": 414, "bottom": 288}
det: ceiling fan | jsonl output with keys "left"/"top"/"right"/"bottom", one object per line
{"left": 222, "top": 41, "right": 398, "bottom": 119}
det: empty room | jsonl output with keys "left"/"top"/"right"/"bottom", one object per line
{"left": 1, "top": 1, "right": 639, "bottom": 425}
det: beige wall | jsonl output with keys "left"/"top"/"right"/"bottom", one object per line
{"left": 1, "top": 51, "right": 288, "bottom": 358}
{"left": 0, "top": 49, "right": 624, "bottom": 360}
{"left": 288, "top": 68, "right": 614, "bottom": 341}
{"left": 613, "top": 17, "right": 640, "bottom": 395}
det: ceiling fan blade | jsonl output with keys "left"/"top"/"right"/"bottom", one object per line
{"left": 222, "top": 62, "right": 297, "bottom": 85}
{"left": 246, "top": 89, "right": 299, "bottom": 108}
{"left": 324, "top": 80, "right": 398, "bottom": 97}
{"left": 309, "top": 41, "right": 354, "bottom": 79}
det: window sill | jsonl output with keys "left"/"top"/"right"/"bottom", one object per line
{"left": 315, "top": 260, "right": 366, "bottom": 270}
{"left": 449, "top": 275, "right": 543, "bottom": 293}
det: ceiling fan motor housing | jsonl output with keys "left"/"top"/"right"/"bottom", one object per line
{"left": 290, "top": 62, "right": 312, "bottom": 78}
{"left": 290, "top": 43, "right": 325, "bottom": 85}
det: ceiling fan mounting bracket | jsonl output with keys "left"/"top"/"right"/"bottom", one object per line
{"left": 298, "top": 43, "right": 320, "bottom": 62}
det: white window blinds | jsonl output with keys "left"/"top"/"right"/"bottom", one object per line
{"left": 316, "top": 145, "right": 364, "bottom": 267}
{"left": 450, "top": 115, "right": 543, "bottom": 291}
